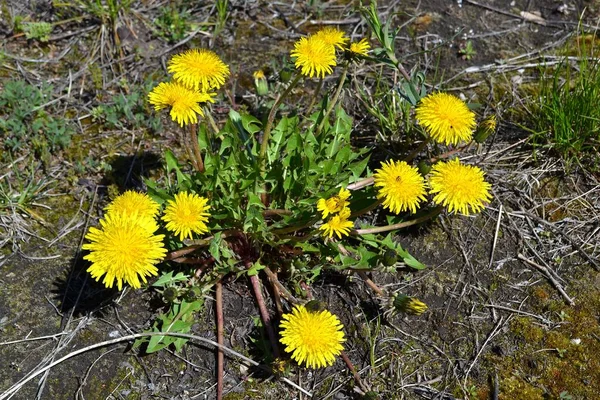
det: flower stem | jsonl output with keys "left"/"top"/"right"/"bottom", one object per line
{"left": 204, "top": 106, "right": 220, "bottom": 137}
{"left": 403, "top": 137, "right": 430, "bottom": 163}
{"left": 249, "top": 274, "right": 280, "bottom": 358}
{"left": 429, "top": 141, "right": 473, "bottom": 163}
{"left": 341, "top": 351, "right": 369, "bottom": 393}
{"left": 272, "top": 217, "right": 320, "bottom": 235}
{"left": 354, "top": 206, "right": 443, "bottom": 235}
{"left": 259, "top": 73, "right": 302, "bottom": 172}
{"left": 305, "top": 77, "right": 323, "bottom": 118}
{"left": 263, "top": 267, "right": 300, "bottom": 305}
{"left": 189, "top": 123, "right": 205, "bottom": 173}
{"left": 315, "top": 63, "right": 349, "bottom": 136}
{"left": 346, "top": 176, "right": 374, "bottom": 191}
{"left": 357, "top": 271, "right": 385, "bottom": 297}
{"left": 216, "top": 280, "right": 224, "bottom": 400}
{"left": 350, "top": 199, "right": 382, "bottom": 219}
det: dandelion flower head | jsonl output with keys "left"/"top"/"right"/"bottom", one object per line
{"left": 168, "top": 48, "right": 230, "bottom": 91}
{"left": 317, "top": 187, "right": 351, "bottom": 219}
{"left": 290, "top": 36, "right": 337, "bottom": 79}
{"left": 415, "top": 92, "right": 476, "bottom": 145}
{"left": 429, "top": 158, "right": 492, "bottom": 215}
{"left": 313, "top": 27, "right": 348, "bottom": 50}
{"left": 148, "top": 81, "right": 215, "bottom": 127}
{"left": 373, "top": 160, "right": 427, "bottom": 214}
{"left": 104, "top": 191, "right": 160, "bottom": 219}
{"left": 348, "top": 38, "right": 371, "bottom": 56}
{"left": 319, "top": 208, "right": 354, "bottom": 239}
{"left": 83, "top": 212, "right": 166, "bottom": 290}
{"left": 162, "top": 192, "right": 211, "bottom": 241}
{"left": 280, "top": 305, "right": 345, "bottom": 369}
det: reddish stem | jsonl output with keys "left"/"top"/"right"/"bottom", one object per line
{"left": 341, "top": 351, "right": 368, "bottom": 393}
{"left": 263, "top": 267, "right": 300, "bottom": 305}
{"left": 249, "top": 274, "right": 280, "bottom": 358}
{"left": 189, "top": 123, "right": 205, "bottom": 173}
{"left": 216, "top": 281, "right": 224, "bottom": 400}
{"left": 357, "top": 271, "right": 385, "bottom": 297}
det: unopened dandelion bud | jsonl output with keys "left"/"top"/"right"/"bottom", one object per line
{"left": 417, "top": 159, "right": 431, "bottom": 176}
{"left": 162, "top": 287, "right": 179, "bottom": 303}
{"left": 253, "top": 70, "right": 268, "bottom": 96}
{"left": 185, "top": 286, "right": 202, "bottom": 301}
{"left": 280, "top": 67, "right": 293, "bottom": 83}
{"left": 381, "top": 250, "right": 398, "bottom": 267}
{"left": 474, "top": 115, "right": 497, "bottom": 143}
{"left": 392, "top": 294, "right": 428, "bottom": 315}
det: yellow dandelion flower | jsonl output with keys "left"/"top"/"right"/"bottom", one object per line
{"left": 313, "top": 27, "right": 348, "bottom": 50}
{"left": 373, "top": 160, "right": 427, "bottom": 214}
{"left": 415, "top": 92, "right": 476, "bottom": 145}
{"left": 429, "top": 158, "right": 492, "bottom": 215}
{"left": 83, "top": 212, "right": 166, "bottom": 290}
{"left": 319, "top": 208, "right": 354, "bottom": 239}
{"left": 290, "top": 36, "right": 337, "bottom": 79}
{"left": 148, "top": 81, "right": 215, "bottom": 127}
{"left": 280, "top": 305, "right": 345, "bottom": 369}
{"left": 167, "top": 49, "right": 230, "bottom": 91}
{"left": 162, "top": 192, "right": 210, "bottom": 241}
{"left": 105, "top": 191, "right": 160, "bottom": 219}
{"left": 317, "top": 187, "right": 351, "bottom": 219}
{"left": 348, "top": 38, "right": 370, "bottom": 56}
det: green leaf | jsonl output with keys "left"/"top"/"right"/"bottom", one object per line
{"left": 145, "top": 300, "right": 203, "bottom": 353}
{"left": 241, "top": 113, "right": 262, "bottom": 134}
{"left": 245, "top": 261, "right": 266, "bottom": 277}
{"left": 164, "top": 149, "right": 191, "bottom": 189}
{"left": 397, "top": 246, "right": 426, "bottom": 270}
{"left": 152, "top": 271, "right": 189, "bottom": 287}
{"left": 209, "top": 232, "right": 223, "bottom": 262}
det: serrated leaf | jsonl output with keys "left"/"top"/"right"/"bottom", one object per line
{"left": 246, "top": 261, "right": 266, "bottom": 277}
{"left": 152, "top": 271, "right": 189, "bottom": 287}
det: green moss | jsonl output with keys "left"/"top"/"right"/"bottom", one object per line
{"left": 491, "top": 272, "right": 600, "bottom": 399}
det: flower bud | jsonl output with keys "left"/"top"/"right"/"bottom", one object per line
{"left": 381, "top": 249, "right": 398, "bottom": 266}
{"left": 162, "top": 287, "right": 179, "bottom": 303}
{"left": 185, "top": 286, "right": 202, "bottom": 301}
{"left": 473, "top": 115, "right": 497, "bottom": 144}
{"left": 253, "top": 70, "right": 268, "bottom": 96}
{"left": 392, "top": 294, "right": 428, "bottom": 316}
{"left": 417, "top": 159, "right": 431, "bottom": 176}
{"left": 279, "top": 67, "right": 293, "bottom": 83}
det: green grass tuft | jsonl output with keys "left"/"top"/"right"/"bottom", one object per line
{"left": 529, "top": 35, "right": 600, "bottom": 168}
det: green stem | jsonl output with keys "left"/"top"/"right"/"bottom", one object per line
{"left": 305, "top": 77, "right": 323, "bottom": 118}
{"left": 350, "top": 198, "right": 382, "bottom": 219}
{"left": 403, "top": 137, "right": 430, "bottom": 163}
{"left": 272, "top": 218, "right": 320, "bottom": 235}
{"left": 354, "top": 206, "right": 443, "bottom": 235}
{"left": 315, "top": 63, "right": 349, "bottom": 136}
{"left": 259, "top": 73, "right": 302, "bottom": 171}
{"left": 204, "top": 106, "right": 220, "bottom": 137}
